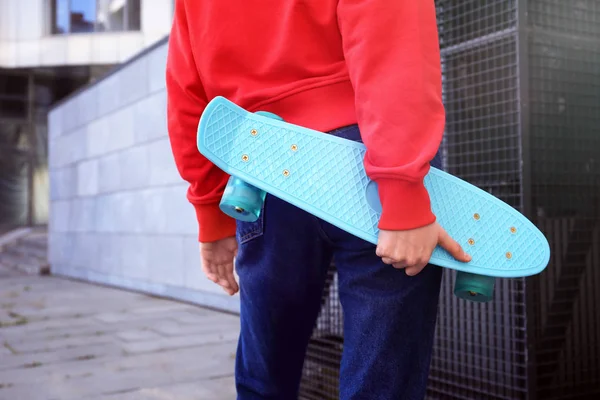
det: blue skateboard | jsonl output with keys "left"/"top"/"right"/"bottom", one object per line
{"left": 197, "top": 96, "right": 550, "bottom": 302}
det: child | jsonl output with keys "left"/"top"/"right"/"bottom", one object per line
{"left": 166, "top": 0, "right": 470, "bottom": 398}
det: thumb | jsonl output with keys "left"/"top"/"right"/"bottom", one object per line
{"left": 438, "top": 226, "right": 471, "bottom": 262}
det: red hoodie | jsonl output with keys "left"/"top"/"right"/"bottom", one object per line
{"left": 166, "top": 0, "right": 445, "bottom": 243}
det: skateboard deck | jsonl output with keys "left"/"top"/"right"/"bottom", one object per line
{"left": 197, "top": 96, "right": 550, "bottom": 279}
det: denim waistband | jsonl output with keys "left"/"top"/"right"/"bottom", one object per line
{"left": 328, "top": 124, "right": 361, "bottom": 142}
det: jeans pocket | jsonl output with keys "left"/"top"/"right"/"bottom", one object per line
{"left": 236, "top": 200, "right": 265, "bottom": 244}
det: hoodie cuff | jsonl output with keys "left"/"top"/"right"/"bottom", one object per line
{"left": 194, "top": 202, "right": 237, "bottom": 242}
{"left": 376, "top": 178, "right": 436, "bottom": 231}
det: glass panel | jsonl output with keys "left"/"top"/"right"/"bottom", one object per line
{"left": 126, "top": 0, "right": 141, "bottom": 31}
{"left": 97, "top": 0, "right": 126, "bottom": 32}
{"left": 70, "top": 0, "right": 97, "bottom": 33}
{"left": 50, "top": 0, "right": 141, "bottom": 34}
{"left": 52, "top": 0, "right": 70, "bottom": 34}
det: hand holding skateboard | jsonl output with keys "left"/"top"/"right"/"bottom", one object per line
{"left": 377, "top": 222, "right": 472, "bottom": 276}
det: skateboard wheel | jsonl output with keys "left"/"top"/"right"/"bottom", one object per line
{"left": 220, "top": 176, "right": 266, "bottom": 222}
{"left": 454, "top": 271, "right": 495, "bottom": 303}
{"left": 255, "top": 111, "right": 284, "bottom": 121}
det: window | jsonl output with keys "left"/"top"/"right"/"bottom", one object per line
{"left": 51, "top": 0, "right": 141, "bottom": 34}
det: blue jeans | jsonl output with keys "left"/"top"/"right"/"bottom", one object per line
{"left": 234, "top": 125, "right": 443, "bottom": 399}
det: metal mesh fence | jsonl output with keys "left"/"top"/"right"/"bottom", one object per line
{"left": 427, "top": 6, "right": 528, "bottom": 396}
{"left": 428, "top": 277, "right": 528, "bottom": 400}
{"left": 439, "top": 35, "right": 522, "bottom": 209}
{"left": 300, "top": 264, "right": 343, "bottom": 400}
{"left": 527, "top": 11, "right": 600, "bottom": 399}
{"left": 436, "top": 0, "right": 517, "bottom": 49}
{"left": 298, "top": 2, "right": 600, "bottom": 399}
{"left": 528, "top": 34, "right": 600, "bottom": 216}
{"left": 528, "top": 0, "right": 600, "bottom": 37}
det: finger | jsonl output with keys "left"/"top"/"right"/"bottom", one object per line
{"left": 202, "top": 262, "right": 218, "bottom": 282}
{"left": 221, "top": 282, "right": 235, "bottom": 296}
{"left": 404, "top": 257, "right": 418, "bottom": 268}
{"left": 389, "top": 254, "right": 408, "bottom": 267}
{"left": 405, "top": 261, "right": 429, "bottom": 276}
{"left": 438, "top": 228, "right": 472, "bottom": 262}
{"left": 216, "top": 263, "right": 232, "bottom": 289}
{"left": 381, "top": 257, "right": 396, "bottom": 265}
{"left": 223, "top": 262, "right": 239, "bottom": 294}
{"left": 217, "top": 263, "right": 239, "bottom": 296}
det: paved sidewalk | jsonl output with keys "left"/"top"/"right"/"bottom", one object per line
{"left": 0, "top": 273, "right": 239, "bottom": 399}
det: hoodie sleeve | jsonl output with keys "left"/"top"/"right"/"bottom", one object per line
{"left": 337, "top": 0, "right": 445, "bottom": 230}
{"left": 166, "top": 0, "right": 236, "bottom": 242}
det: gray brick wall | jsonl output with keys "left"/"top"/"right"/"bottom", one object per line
{"left": 47, "top": 42, "right": 239, "bottom": 313}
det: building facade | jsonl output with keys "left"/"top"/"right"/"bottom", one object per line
{"left": 0, "top": 0, "right": 173, "bottom": 229}
{"left": 16, "top": 1, "right": 600, "bottom": 398}
{"left": 0, "top": 0, "right": 172, "bottom": 68}
{"left": 47, "top": 38, "right": 240, "bottom": 312}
